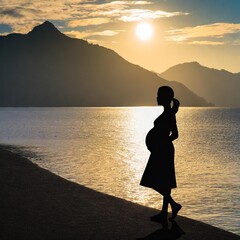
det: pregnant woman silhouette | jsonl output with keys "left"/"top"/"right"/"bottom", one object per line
{"left": 140, "top": 86, "right": 182, "bottom": 227}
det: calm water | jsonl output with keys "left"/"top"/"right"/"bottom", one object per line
{"left": 0, "top": 107, "right": 239, "bottom": 235}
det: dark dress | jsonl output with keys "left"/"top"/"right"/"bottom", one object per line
{"left": 140, "top": 109, "right": 177, "bottom": 195}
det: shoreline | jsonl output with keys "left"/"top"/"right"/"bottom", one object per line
{"left": 1, "top": 147, "right": 239, "bottom": 240}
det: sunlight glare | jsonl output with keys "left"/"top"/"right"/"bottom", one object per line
{"left": 136, "top": 22, "right": 153, "bottom": 41}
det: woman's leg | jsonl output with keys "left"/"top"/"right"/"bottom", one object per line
{"left": 159, "top": 191, "right": 171, "bottom": 227}
{"left": 168, "top": 194, "right": 177, "bottom": 206}
{"left": 162, "top": 190, "right": 182, "bottom": 220}
{"left": 150, "top": 190, "right": 168, "bottom": 222}
{"left": 162, "top": 193, "right": 170, "bottom": 215}
{"left": 151, "top": 189, "right": 181, "bottom": 222}
{"left": 168, "top": 192, "right": 182, "bottom": 221}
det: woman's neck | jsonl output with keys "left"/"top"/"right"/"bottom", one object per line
{"left": 163, "top": 105, "right": 171, "bottom": 112}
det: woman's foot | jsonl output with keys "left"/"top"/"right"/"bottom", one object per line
{"left": 169, "top": 203, "right": 182, "bottom": 221}
{"left": 150, "top": 212, "right": 168, "bottom": 228}
{"left": 150, "top": 212, "right": 164, "bottom": 221}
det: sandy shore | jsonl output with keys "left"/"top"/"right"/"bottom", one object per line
{"left": 0, "top": 147, "right": 239, "bottom": 240}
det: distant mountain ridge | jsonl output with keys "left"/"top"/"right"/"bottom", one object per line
{"left": 0, "top": 21, "right": 211, "bottom": 107}
{"left": 160, "top": 62, "right": 240, "bottom": 107}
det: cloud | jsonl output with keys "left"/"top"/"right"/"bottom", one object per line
{"left": 68, "top": 18, "right": 110, "bottom": 27}
{"left": 64, "top": 29, "right": 122, "bottom": 39}
{"left": 64, "top": 30, "right": 91, "bottom": 39}
{"left": 93, "top": 1, "right": 152, "bottom": 7}
{"left": 125, "top": 1, "right": 151, "bottom": 5}
{"left": 166, "top": 23, "right": 240, "bottom": 45}
{"left": 232, "top": 39, "right": 240, "bottom": 45}
{"left": 0, "top": 9, "right": 23, "bottom": 18}
{"left": 119, "top": 9, "right": 187, "bottom": 22}
{"left": 0, "top": 0, "right": 187, "bottom": 34}
{"left": 0, "top": 32, "right": 11, "bottom": 36}
{"left": 189, "top": 41, "right": 225, "bottom": 46}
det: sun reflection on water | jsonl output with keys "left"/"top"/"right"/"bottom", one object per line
{"left": 0, "top": 107, "right": 239, "bottom": 235}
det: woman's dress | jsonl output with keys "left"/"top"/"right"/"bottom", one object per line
{"left": 140, "top": 110, "right": 177, "bottom": 195}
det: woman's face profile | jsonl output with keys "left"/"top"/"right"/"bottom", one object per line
{"left": 157, "top": 95, "right": 172, "bottom": 106}
{"left": 157, "top": 86, "right": 174, "bottom": 106}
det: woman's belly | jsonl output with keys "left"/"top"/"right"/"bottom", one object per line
{"left": 145, "top": 127, "right": 171, "bottom": 152}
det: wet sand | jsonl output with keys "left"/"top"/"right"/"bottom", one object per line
{"left": 1, "top": 147, "right": 239, "bottom": 240}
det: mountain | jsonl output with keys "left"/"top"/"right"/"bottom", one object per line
{"left": 0, "top": 21, "right": 211, "bottom": 107}
{"left": 160, "top": 62, "right": 240, "bottom": 107}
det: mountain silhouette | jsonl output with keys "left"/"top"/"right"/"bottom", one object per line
{"left": 0, "top": 21, "right": 211, "bottom": 107}
{"left": 160, "top": 62, "right": 240, "bottom": 107}
{"left": 28, "top": 21, "right": 65, "bottom": 39}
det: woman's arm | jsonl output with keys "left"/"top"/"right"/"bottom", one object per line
{"left": 169, "top": 115, "right": 178, "bottom": 141}
{"left": 172, "top": 98, "right": 180, "bottom": 114}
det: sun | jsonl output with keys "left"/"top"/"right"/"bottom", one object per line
{"left": 135, "top": 22, "right": 153, "bottom": 41}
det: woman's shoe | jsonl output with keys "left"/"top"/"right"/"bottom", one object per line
{"left": 150, "top": 212, "right": 163, "bottom": 221}
{"left": 150, "top": 212, "right": 168, "bottom": 228}
{"left": 169, "top": 203, "right": 182, "bottom": 221}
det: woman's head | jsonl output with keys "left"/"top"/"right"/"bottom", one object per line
{"left": 157, "top": 86, "right": 174, "bottom": 106}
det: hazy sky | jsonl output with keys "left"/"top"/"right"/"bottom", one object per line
{"left": 1, "top": 0, "right": 240, "bottom": 73}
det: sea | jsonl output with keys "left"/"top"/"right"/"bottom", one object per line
{"left": 0, "top": 107, "right": 239, "bottom": 235}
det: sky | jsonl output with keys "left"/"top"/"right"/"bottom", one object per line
{"left": 1, "top": 0, "right": 240, "bottom": 73}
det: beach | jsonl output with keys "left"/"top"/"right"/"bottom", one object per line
{"left": 0, "top": 148, "right": 240, "bottom": 240}
{"left": 1, "top": 147, "right": 239, "bottom": 240}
